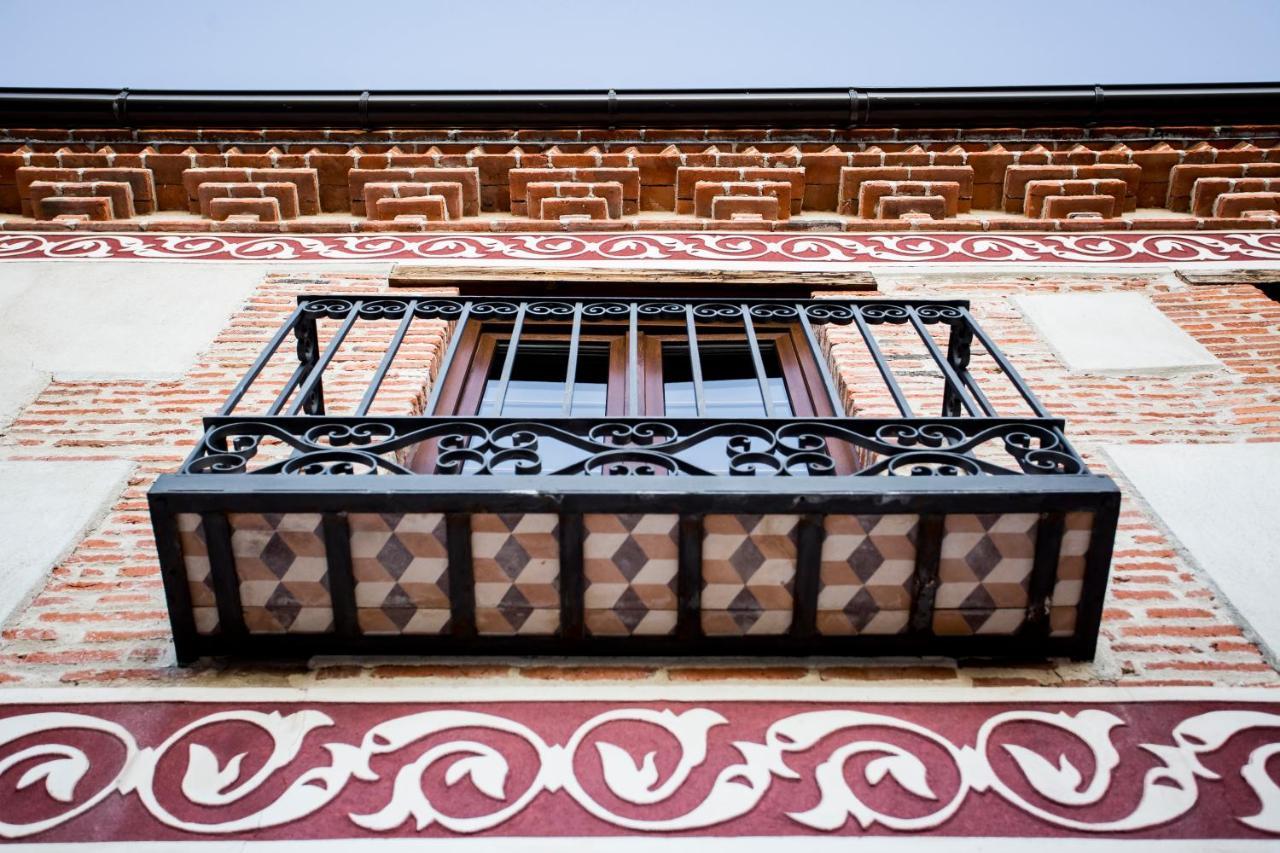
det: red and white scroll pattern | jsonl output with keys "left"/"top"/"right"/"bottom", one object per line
{"left": 3, "top": 232, "right": 1280, "bottom": 264}
{"left": 1, "top": 700, "right": 1278, "bottom": 841}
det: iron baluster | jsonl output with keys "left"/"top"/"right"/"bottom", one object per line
{"left": 740, "top": 304, "right": 776, "bottom": 417}
{"left": 852, "top": 304, "right": 914, "bottom": 416}
{"left": 906, "top": 307, "right": 980, "bottom": 417}
{"left": 628, "top": 302, "right": 639, "bottom": 416}
{"left": 797, "top": 306, "right": 845, "bottom": 415}
{"left": 486, "top": 301, "right": 527, "bottom": 416}
{"left": 424, "top": 301, "right": 473, "bottom": 415}
{"left": 288, "top": 300, "right": 364, "bottom": 416}
{"left": 684, "top": 303, "right": 707, "bottom": 416}
{"left": 220, "top": 302, "right": 306, "bottom": 416}
{"left": 356, "top": 298, "right": 418, "bottom": 417}
{"left": 561, "top": 301, "right": 584, "bottom": 416}
{"left": 960, "top": 306, "right": 1052, "bottom": 417}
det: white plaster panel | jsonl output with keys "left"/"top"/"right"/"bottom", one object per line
{"left": 0, "top": 460, "right": 135, "bottom": 627}
{"left": 0, "top": 261, "right": 388, "bottom": 380}
{"left": 0, "top": 360, "right": 49, "bottom": 430}
{"left": 1014, "top": 292, "right": 1223, "bottom": 375}
{"left": 1106, "top": 443, "right": 1280, "bottom": 656}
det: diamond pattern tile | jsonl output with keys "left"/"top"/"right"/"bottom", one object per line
{"left": 583, "top": 513, "right": 679, "bottom": 636}
{"left": 176, "top": 512, "right": 218, "bottom": 635}
{"left": 350, "top": 512, "right": 451, "bottom": 635}
{"left": 817, "top": 513, "right": 919, "bottom": 636}
{"left": 702, "top": 514, "right": 798, "bottom": 636}
{"left": 933, "top": 513, "right": 1038, "bottom": 635}
{"left": 229, "top": 512, "right": 333, "bottom": 634}
{"left": 472, "top": 513, "right": 560, "bottom": 635}
{"left": 1050, "top": 510, "right": 1093, "bottom": 638}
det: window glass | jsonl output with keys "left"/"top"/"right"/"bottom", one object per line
{"left": 479, "top": 341, "right": 610, "bottom": 417}
{"left": 661, "top": 341, "right": 793, "bottom": 417}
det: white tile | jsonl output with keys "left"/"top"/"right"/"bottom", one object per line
{"left": 1106, "top": 443, "right": 1280, "bottom": 655}
{"left": 0, "top": 460, "right": 135, "bottom": 627}
{"left": 1015, "top": 292, "right": 1222, "bottom": 375}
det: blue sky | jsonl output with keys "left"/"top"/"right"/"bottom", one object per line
{"left": 1, "top": 0, "right": 1278, "bottom": 90}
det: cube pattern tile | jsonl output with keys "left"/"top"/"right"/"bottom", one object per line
{"left": 817, "top": 513, "right": 919, "bottom": 636}
{"left": 349, "top": 512, "right": 451, "bottom": 635}
{"left": 583, "top": 513, "right": 679, "bottom": 636}
{"left": 933, "top": 513, "right": 1038, "bottom": 635}
{"left": 176, "top": 512, "right": 218, "bottom": 635}
{"left": 702, "top": 514, "right": 798, "bottom": 636}
{"left": 229, "top": 512, "right": 333, "bottom": 634}
{"left": 1050, "top": 510, "right": 1094, "bottom": 637}
{"left": 472, "top": 513, "right": 560, "bottom": 636}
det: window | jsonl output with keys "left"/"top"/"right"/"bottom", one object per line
{"left": 415, "top": 314, "right": 841, "bottom": 474}
{"left": 429, "top": 320, "right": 835, "bottom": 419}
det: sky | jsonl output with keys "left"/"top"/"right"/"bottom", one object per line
{"left": 1, "top": 0, "right": 1278, "bottom": 90}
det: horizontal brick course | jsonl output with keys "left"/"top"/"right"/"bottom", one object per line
{"left": 16, "top": 166, "right": 156, "bottom": 216}
{"left": 1041, "top": 195, "right": 1116, "bottom": 219}
{"left": 675, "top": 167, "right": 804, "bottom": 214}
{"left": 876, "top": 194, "right": 947, "bottom": 220}
{"left": 507, "top": 167, "right": 639, "bottom": 216}
{"left": 1002, "top": 164, "right": 1141, "bottom": 213}
{"left": 182, "top": 167, "right": 320, "bottom": 215}
{"left": 35, "top": 195, "right": 112, "bottom": 220}
{"left": 709, "top": 194, "right": 780, "bottom": 220}
{"left": 542, "top": 195, "right": 611, "bottom": 220}
{"left": 1189, "top": 177, "right": 1280, "bottom": 216}
{"left": 207, "top": 196, "right": 281, "bottom": 222}
{"left": 527, "top": 181, "right": 623, "bottom": 219}
{"left": 29, "top": 180, "right": 135, "bottom": 219}
{"left": 372, "top": 195, "right": 449, "bottom": 222}
{"left": 857, "top": 180, "right": 961, "bottom": 218}
{"left": 1213, "top": 191, "right": 1280, "bottom": 218}
{"left": 1167, "top": 163, "right": 1280, "bottom": 211}
{"left": 838, "top": 166, "right": 973, "bottom": 216}
{"left": 348, "top": 167, "right": 480, "bottom": 216}
{"left": 363, "top": 181, "right": 463, "bottom": 220}
{"left": 692, "top": 180, "right": 792, "bottom": 219}
{"left": 1024, "top": 178, "right": 1128, "bottom": 218}
{"left": 196, "top": 182, "right": 300, "bottom": 219}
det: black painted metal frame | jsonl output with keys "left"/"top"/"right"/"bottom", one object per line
{"left": 6, "top": 83, "right": 1279, "bottom": 129}
{"left": 148, "top": 294, "right": 1120, "bottom": 664}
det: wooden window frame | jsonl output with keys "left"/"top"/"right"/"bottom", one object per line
{"left": 431, "top": 321, "right": 837, "bottom": 418}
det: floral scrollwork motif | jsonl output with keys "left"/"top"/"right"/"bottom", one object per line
{"left": 183, "top": 417, "right": 1088, "bottom": 478}
{"left": 0, "top": 704, "right": 1279, "bottom": 838}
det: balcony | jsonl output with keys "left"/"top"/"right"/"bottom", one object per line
{"left": 148, "top": 294, "right": 1119, "bottom": 663}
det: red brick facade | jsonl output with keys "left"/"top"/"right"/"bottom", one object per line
{"left": 0, "top": 263, "right": 1275, "bottom": 687}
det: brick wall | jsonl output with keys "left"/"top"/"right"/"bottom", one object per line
{"left": 0, "top": 269, "right": 1277, "bottom": 687}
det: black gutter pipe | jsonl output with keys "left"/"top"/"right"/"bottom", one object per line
{"left": 0, "top": 84, "right": 1277, "bottom": 129}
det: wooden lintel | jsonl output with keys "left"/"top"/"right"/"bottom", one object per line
{"left": 1176, "top": 268, "right": 1280, "bottom": 285}
{"left": 388, "top": 264, "right": 877, "bottom": 296}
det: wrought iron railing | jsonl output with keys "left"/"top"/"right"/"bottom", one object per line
{"left": 182, "top": 294, "right": 1087, "bottom": 478}
{"left": 149, "top": 294, "right": 1119, "bottom": 664}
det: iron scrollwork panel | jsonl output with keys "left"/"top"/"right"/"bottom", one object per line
{"left": 183, "top": 417, "right": 1088, "bottom": 478}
